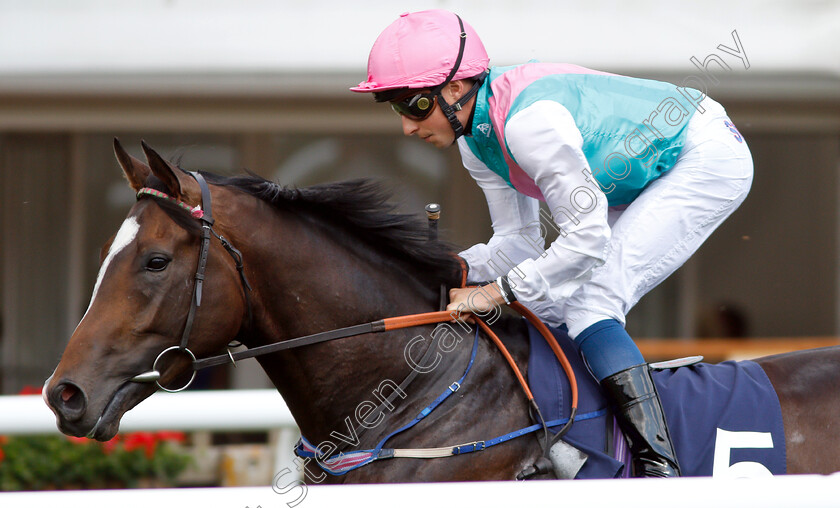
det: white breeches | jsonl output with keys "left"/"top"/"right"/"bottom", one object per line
{"left": 564, "top": 99, "right": 754, "bottom": 339}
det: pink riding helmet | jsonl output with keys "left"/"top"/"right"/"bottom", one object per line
{"left": 351, "top": 10, "right": 489, "bottom": 93}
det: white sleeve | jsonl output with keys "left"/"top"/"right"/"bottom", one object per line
{"left": 456, "top": 137, "right": 542, "bottom": 283}
{"left": 503, "top": 100, "right": 611, "bottom": 311}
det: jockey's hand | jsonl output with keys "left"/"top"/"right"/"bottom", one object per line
{"left": 446, "top": 283, "right": 506, "bottom": 316}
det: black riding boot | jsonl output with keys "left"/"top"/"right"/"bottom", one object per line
{"left": 601, "top": 364, "right": 681, "bottom": 478}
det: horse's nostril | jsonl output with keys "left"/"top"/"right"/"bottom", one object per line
{"left": 61, "top": 384, "right": 78, "bottom": 402}
{"left": 51, "top": 381, "right": 88, "bottom": 421}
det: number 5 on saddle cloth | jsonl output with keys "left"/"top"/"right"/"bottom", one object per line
{"left": 526, "top": 322, "right": 786, "bottom": 478}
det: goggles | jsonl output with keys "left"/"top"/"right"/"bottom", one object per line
{"left": 390, "top": 92, "right": 438, "bottom": 120}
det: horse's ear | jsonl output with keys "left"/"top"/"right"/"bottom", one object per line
{"left": 113, "top": 138, "right": 150, "bottom": 192}
{"left": 140, "top": 140, "right": 197, "bottom": 201}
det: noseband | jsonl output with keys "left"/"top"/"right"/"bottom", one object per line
{"left": 131, "top": 172, "right": 251, "bottom": 392}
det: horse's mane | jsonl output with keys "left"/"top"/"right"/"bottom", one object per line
{"left": 144, "top": 171, "right": 464, "bottom": 289}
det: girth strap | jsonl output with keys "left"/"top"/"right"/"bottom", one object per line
{"left": 296, "top": 408, "right": 608, "bottom": 475}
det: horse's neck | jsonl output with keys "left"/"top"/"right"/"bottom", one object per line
{"left": 247, "top": 211, "right": 440, "bottom": 333}
{"left": 237, "top": 208, "right": 452, "bottom": 443}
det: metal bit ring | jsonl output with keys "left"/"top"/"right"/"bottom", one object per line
{"left": 152, "top": 346, "right": 197, "bottom": 393}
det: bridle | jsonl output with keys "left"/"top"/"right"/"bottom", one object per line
{"left": 130, "top": 172, "right": 251, "bottom": 392}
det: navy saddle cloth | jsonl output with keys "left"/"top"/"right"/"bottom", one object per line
{"left": 526, "top": 321, "right": 786, "bottom": 478}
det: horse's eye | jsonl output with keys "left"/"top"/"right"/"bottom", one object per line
{"left": 146, "top": 257, "right": 170, "bottom": 272}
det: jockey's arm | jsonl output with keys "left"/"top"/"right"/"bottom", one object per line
{"left": 451, "top": 101, "right": 611, "bottom": 322}
{"left": 456, "top": 147, "right": 542, "bottom": 283}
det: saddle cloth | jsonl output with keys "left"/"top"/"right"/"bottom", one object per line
{"left": 526, "top": 321, "right": 787, "bottom": 478}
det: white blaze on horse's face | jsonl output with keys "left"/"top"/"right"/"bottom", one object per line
{"left": 78, "top": 216, "right": 140, "bottom": 326}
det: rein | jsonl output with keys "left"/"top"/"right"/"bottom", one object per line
{"left": 129, "top": 174, "right": 579, "bottom": 477}
{"left": 192, "top": 310, "right": 457, "bottom": 370}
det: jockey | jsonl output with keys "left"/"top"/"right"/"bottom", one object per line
{"left": 352, "top": 9, "right": 753, "bottom": 478}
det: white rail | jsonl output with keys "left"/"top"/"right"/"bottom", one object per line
{"left": 0, "top": 389, "right": 295, "bottom": 434}
{"left": 1, "top": 475, "right": 839, "bottom": 508}
{"left": 3, "top": 391, "right": 840, "bottom": 508}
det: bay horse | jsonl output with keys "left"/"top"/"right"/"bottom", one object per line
{"left": 44, "top": 140, "right": 840, "bottom": 482}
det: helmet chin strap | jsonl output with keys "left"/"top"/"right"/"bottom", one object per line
{"left": 430, "top": 14, "right": 487, "bottom": 141}
{"left": 436, "top": 70, "right": 487, "bottom": 140}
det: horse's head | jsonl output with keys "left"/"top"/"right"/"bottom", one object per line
{"left": 44, "top": 140, "right": 248, "bottom": 440}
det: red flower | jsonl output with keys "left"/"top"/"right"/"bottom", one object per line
{"left": 154, "top": 431, "right": 187, "bottom": 444}
{"left": 66, "top": 436, "right": 90, "bottom": 445}
{"left": 123, "top": 432, "right": 158, "bottom": 459}
{"left": 0, "top": 446, "right": 5, "bottom": 463}
{"left": 101, "top": 434, "right": 121, "bottom": 455}
{"left": 18, "top": 385, "right": 42, "bottom": 396}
